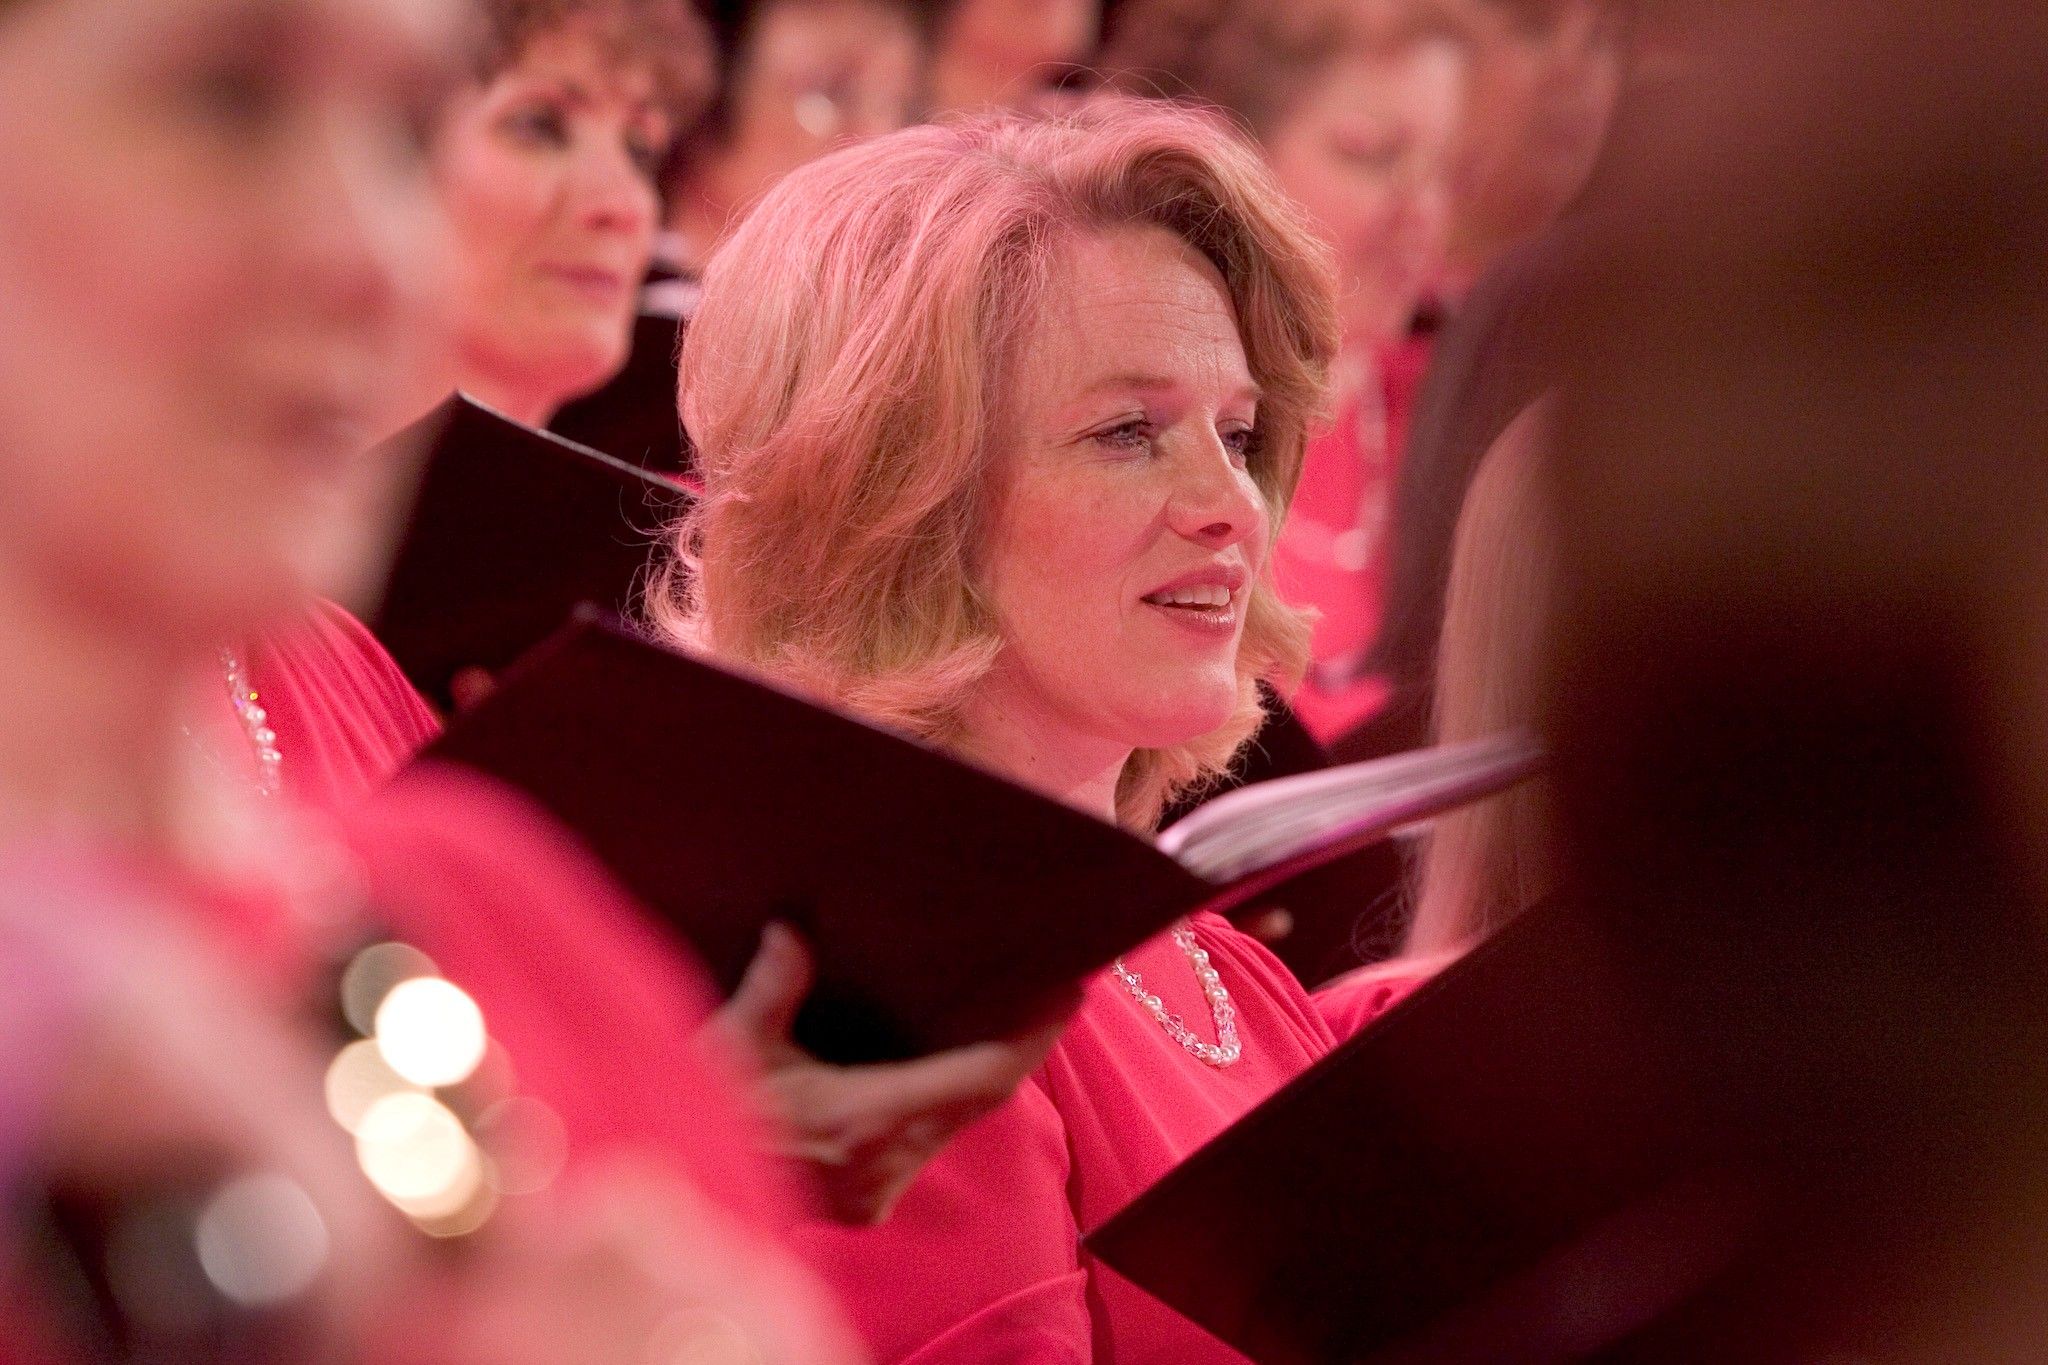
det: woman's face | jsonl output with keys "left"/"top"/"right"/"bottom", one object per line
{"left": 715, "top": 0, "right": 923, "bottom": 206}
{"left": 0, "top": 0, "right": 458, "bottom": 644}
{"left": 1448, "top": 0, "right": 1624, "bottom": 263}
{"left": 436, "top": 21, "right": 671, "bottom": 419}
{"left": 1265, "top": 41, "right": 1467, "bottom": 344}
{"left": 937, "top": 0, "right": 1097, "bottom": 99}
{"left": 976, "top": 226, "right": 1268, "bottom": 759}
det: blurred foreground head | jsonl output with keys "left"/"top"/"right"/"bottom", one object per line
{"left": 0, "top": 0, "right": 463, "bottom": 645}
{"left": 1544, "top": 1, "right": 2048, "bottom": 1354}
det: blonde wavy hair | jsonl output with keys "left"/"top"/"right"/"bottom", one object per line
{"left": 648, "top": 98, "right": 1341, "bottom": 829}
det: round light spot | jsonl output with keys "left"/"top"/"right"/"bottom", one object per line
{"left": 340, "top": 941, "right": 438, "bottom": 1037}
{"left": 192, "top": 1174, "right": 330, "bottom": 1308}
{"left": 355, "top": 1092, "right": 478, "bottom": 1209}
{"left": 324, "top": 1038, "right": 421, "bottom": 1134}
{"left": 793, "top": 92, "right": 841, "bottom": 139}
{"left": 374, "top": 976, "right": 487, "bottom": 1088}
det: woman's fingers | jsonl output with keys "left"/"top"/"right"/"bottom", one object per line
{"left": 772, "top": 1000, "right": 1082, "bottom": 1224}
{"left": 713, "top": 922, "right": 816, "bottom": 1056}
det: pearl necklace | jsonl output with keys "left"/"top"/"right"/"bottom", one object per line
{"left": 1111, "top": 920, "right": 1241, "bottom": 1068}
{"left": 220, "top": 646, "right": 283, "bottom": 798}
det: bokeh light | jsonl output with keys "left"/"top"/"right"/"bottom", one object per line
{"left": 354, "top": 1092, "right": 482, "bottom": 1214}
{"left": 192, "top": 1173, "right": 331, "bottom": 1308}
{"left": 325, "top": 1037, "right": 423, "bottom": 1134}
{"left": 340, "top": 941, "right": 439, "bottom": 1037}
{"left": 373, "top": 976, "right": 488, "bottom": 1088}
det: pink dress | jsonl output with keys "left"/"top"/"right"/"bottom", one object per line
{"left": 1312, "top": 957, "right": 1444, "bottom": 1040}
{"left": 244, "top": 600, "right": 441, "bottom": 813}
{"left": 211, "top": 605, "right": 794, "bottom": 1229}
{"left": 1274, "top": 338, "right": 1432, "bottom": 742}
{"left": 792, "top": 911, "right": 1336, "bottom": 1363}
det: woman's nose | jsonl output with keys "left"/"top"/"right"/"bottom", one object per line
{"left": 1167, "top": 435, "right": 1266, "bottom": 549}
{"left": 572, "top": 135, "right": 659, "bottom": 237}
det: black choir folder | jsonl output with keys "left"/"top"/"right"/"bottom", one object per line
{"left": 1086, "top": 895, "right": 1715, "bottom": 1365}
{"left": 422, "top": 611, "right": 1541, "bottom": 1065}
{"left": 372, "top": 395, "right": 687, "bottom": 710}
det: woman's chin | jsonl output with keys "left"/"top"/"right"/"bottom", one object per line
{"left": 1119, "top": 688, "right": 1245, "bottom": 753}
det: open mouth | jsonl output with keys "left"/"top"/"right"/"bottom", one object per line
{"left": 1141, "top": 583, "right": 1240, "bottom": 629}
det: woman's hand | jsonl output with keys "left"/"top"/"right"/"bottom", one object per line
{"left": 709, "top": 925, "right": 1078, "bottom": 1225}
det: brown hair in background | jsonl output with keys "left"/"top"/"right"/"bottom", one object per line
{"left": 1099, "top": 0, "right": 1465, "bottom": 142}
{"left": 473, "top": 0, "right": 714, "bottom": 123}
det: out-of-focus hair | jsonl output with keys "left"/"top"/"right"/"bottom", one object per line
{"left": 649, "top": 97, "right": 1340, "bottom": 829}
{"left": 474, "top": 0, "right": 713, "bottom": 122}
{"left": 1404, "top": 396, "right": 1556, "bottom": 956}
{"left": 1101, "top": 0, "right": 1465, "bottom": 142}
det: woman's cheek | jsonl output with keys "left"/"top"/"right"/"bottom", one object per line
{"left": 442, "top": 137, "right": 550, "bottom": 280}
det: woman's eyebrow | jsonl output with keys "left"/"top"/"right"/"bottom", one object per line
{"left": 1077, "top": 373, "right": 1262, "bottom": 404}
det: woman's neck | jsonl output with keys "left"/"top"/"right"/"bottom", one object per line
{"left": 452, "top": 362, "right": 563, "bottom": 430}
{"left": 0, "top": 568, "right": 203, "bottom": 849}
{"left": 954, "top": 679, "right": 1131, "bottom": 825}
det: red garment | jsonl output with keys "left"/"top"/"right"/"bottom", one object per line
{"left": 792, "top": 912, "right": 1336, "bottom": 1363}
{"left": 223, "top": 605, "right": 790, "bottom": 1226}
{"left": 0, "top": 784, "right": 810, "bottom": 1355}
{"left": 1312, "top": 957, "right": 1443, "bottom": 1040}
{"left": 244, "top": 600, "right": 441, "bottom": 813}
{"left": 341, "top": 763, "right": 797, "bottom": 1231}
{"left": 1275, "top": 338, "right": 1432, "bottom": 742}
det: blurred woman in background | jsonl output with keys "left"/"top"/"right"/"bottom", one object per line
{"left": 239, "top": 0, "right": 715, "bottom": 815}
{"left": 925, "top": 0, "right": 1100, "bottom": 115}
{"left": 1105, "top": 0, "right": 1469, "bottom": 738}
{"left": 663, "top": 0, "right": 932, "bottom": 284}
{"left": 1316, "top": 398, "right": 1558, "bottom": 1036}
{"left": 1435, "top": 0, "right": 1626, "bottom": 293}
{"left": 430, "top": 0, "right": 713, "bottom": 428}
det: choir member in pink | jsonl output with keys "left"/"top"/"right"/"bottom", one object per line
{"left": 229, "top": 0, "right": 719, "bottom": 814}
{"left": 190, "top": 0, "right": 1070, "bottom": 1240}
{"left": 431, "top": 0, "right": 709, "bottom": 430}
{"left": 652, "top": 99, "right": 1347, "bottom": 1361}
{"left": 0, "top": 0, "right": 856, "bottom": 1355}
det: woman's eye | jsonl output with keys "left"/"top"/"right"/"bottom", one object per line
{"left": 182, "top": 60, "right": 283, "bottom": 133}
{"left": 1221, "top": 426, "right": 1262, "bottom": 467}
{"left": 1092, "top": 419, "right": 1152, "bottom": 452}
{"left": 625, "top": 132, "right": 668, "bottom": 181}
{"left": 503, "top": 102, "right": 569, "bottom": 147}
{"left": 1332, "top": 136, "right": 1403, "bottom": 173}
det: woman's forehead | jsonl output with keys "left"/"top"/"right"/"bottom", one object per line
{"left": 1020, "top": 229, "right": 1253, "bottom": 407}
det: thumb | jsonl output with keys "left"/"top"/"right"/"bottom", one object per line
{"left": 719, "top": 922, "right": 816, "bottom": 1050}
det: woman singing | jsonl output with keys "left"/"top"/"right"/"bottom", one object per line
{"left": 653, "top": 98, "right": 1345, "bottom": 1362}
